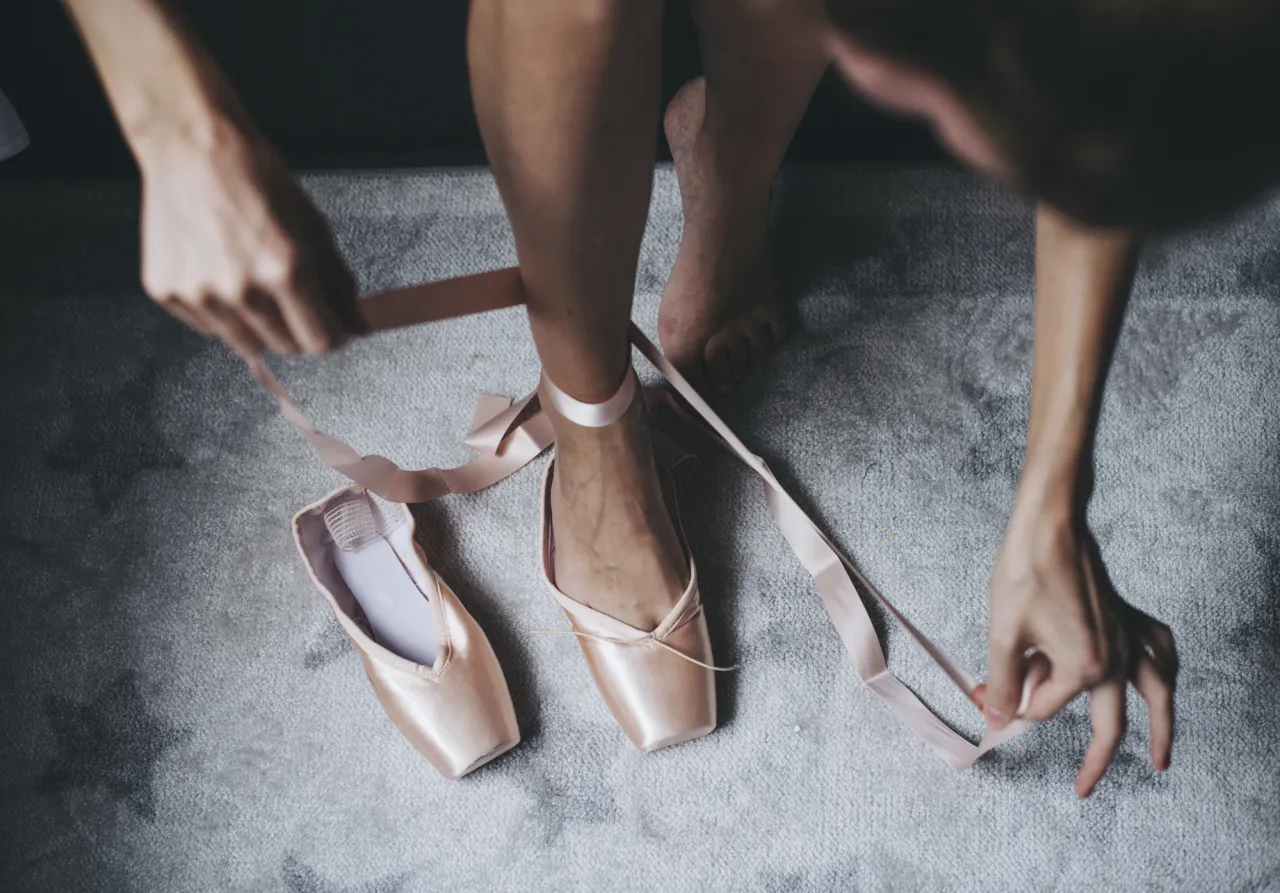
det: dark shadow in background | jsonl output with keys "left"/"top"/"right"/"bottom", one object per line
{"left": 0, "top": 0, "right": 950, "bottom": 179}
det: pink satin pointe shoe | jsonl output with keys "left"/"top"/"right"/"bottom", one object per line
{"left": 293, "top": 485, "right": 520, "bottom": 779}
{"left": 537, "top": 369, "right": 722, "bottom": 752}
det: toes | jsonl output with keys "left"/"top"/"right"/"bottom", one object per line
{"left": 732, "top": 314, "right": 787, "bottom": 374}
{"left": 724, "top": 338, "right": 750, "bottom": 380}
{"left": 746, "top": 319, "right": 779, "bottom": 365}
{"left": 705, "top": 332, "right": 752, "bottom": 392}
{"left": 705, "top": 342, "right": 736, "bottom": 392}
{"left": 659, "top": 331, "right": 710, "bottom": 392}
{"left": 705, "top": 336, "right": 745, "bottom": 392}
{"left": 666, "top": 307, "right": 790, "bottom": 395}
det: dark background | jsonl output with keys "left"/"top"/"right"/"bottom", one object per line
{"left": 0, "top": 0, "right": 949, "bottom": 179}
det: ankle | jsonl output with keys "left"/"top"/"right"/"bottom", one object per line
{"left": 540, "top": 359, "right": 646, "bottom": 451}
{"left": 548, "top": 390, "right": 650, "bottom": 461}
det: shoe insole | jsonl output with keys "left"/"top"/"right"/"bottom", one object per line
{"left": 325, "top": 494, "right": 440, "bottom": 667}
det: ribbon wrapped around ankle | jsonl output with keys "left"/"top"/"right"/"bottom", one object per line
{"left": 248, "top": 267, "right": 1028, "bottom": 770}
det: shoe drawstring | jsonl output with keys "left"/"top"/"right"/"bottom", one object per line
{"left": 534, "top": 628, "right": 739, "bottom": 672}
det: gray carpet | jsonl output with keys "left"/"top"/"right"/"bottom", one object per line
{"left": 1, "top": 167, "right": 1277, "bottom": 892}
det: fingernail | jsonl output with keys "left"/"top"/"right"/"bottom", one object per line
{"left": 985, "top": 707, "right": 1007, "bottom": 728}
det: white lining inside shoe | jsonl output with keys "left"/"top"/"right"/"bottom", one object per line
{"left": 297, "top": 491, "right": 441, "bottom": 668}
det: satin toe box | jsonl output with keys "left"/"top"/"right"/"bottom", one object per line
{"left": 574, "top": 612, "right": 717, "bottom": 752}
{"left": 360, "top": 580, "right": 520, "bottom": 779}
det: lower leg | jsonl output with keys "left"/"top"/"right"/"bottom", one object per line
{"left": 468, "top": 0, "right": 686, "bottom": 629}
{"left": 660, "top": 0, "right": 828, "bottom": 390}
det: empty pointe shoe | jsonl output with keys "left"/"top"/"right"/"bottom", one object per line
{"left": 537, "top": 370, "right": 721, "bottom": 752}
{"left": 293, "top": 486, "right": 520, "bottom": 779}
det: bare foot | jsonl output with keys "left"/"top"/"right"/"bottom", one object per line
{"left": 659, "top": 77, "right": 788, "bottom": 392}
{"left": 548, "top": 391, "right": 689, "bottom": 631}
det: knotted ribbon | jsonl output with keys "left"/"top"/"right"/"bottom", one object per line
{"left": 249, "top": 267, "right": 1028, "bottom": 769}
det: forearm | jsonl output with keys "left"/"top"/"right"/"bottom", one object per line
{"left": 1016, "top": 203, "right": 1140, "bottom": 516}
{"left": 61, "top": 0, "right": 254, "bottom": 165}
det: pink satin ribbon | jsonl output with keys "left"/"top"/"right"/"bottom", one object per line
{"left": 244, "top": 269, "right": 552, "bottom": 503}
{"left": 252, "top": 268, "right": 1027, "bottom": 769}
{"left": 628, "top": 326, "right": 1028, "bottom": 768}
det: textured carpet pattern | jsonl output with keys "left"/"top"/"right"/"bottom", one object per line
{"left": 1, "top": 168, "right": 1277, "bottom": 892}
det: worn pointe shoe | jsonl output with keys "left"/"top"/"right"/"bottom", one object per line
{"left": 293, "top": 486, "right": 520, "bottom": 779}
{"left": 537, "top": 370, "right": 720, "bottom": 752}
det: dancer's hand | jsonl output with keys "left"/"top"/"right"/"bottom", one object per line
{"left": 982, "top": 503, "right": 1178, "bottom": 796}
{"left": 138, "top": 127, "right": 360, "bottom": 356}
{"left": 975, "top": 204, "right": 1171, "bottom": 796}
{"left": 59, "top": 0, "right": 360, "bottom": 357}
